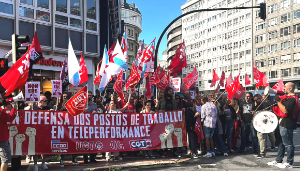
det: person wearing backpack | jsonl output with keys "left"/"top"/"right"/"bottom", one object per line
{"left": 267, "top": 82, "right": 299, "bottom": 169}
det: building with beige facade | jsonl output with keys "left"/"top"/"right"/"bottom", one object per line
{"left": 253, "top": 0, "right": 300, "bottom": 91}
{"left": 167, "top": 19, "right": 182, "bottom": 61}
{"left": 181, "top": 0, "right": 254, "bottom": 93}
{"left": 121, "top": 0, "right": 142, "bottom": 69}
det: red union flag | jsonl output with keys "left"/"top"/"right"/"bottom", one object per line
{"left": 0, "top": 51, "right": 30, "bottom": 96}
{"left": 125, "top": 63, "right": 140, "bottom": 90}
{"left": 78, "top": 52, "right": 88, "bottom": 84}
{"left": 150, "top": 66, "right": 161, "bottom": 86}
{"left": 113, "top": 70, "right": 124, "bottom": 100}
{"left": 93, "top": 61, "right": 101, "bottom": 84}
{"left": 272, "top": 78, "right": 284, "bottom": 94}
{"left": 65, "top": 86, "right": 88, "bottom": 116}
{"left": 226, "top": 73, "right": 241, "bottom": 100}
{"left": 181, "top": 66, "right": 198, "bottom": 91}
{"left": 234, "top": 85, "right": 245, "bottom": 100}
{"left": 225, "top": 73, "right": 233, "bottom": 88}
{"left": 245, "top": 73, "right": 251, "bottom": 85}
{"left": 210, "top": 69, "right": 220, "bottom": 87}
{"left": 219, "top": 71, "right": 225, "bottom": 87}
{"left": 157, "top": 69, "right": 169, "bottom": 91}
{"left": 169, "top": 41, "right": 187, "bottom": 76}
{"left": 145, "top": 76, "right": 152, "bottom": 99}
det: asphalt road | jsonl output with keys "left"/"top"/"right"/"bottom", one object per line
{"left": 126, "top": 127, "right": 300, "bottom": 171}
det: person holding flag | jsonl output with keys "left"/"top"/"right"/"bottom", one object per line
{"left": 0, "top": 94, "right": 17, "bottom": 171}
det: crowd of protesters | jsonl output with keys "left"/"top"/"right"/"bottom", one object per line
{"left": 0, "top": 82, "right": 298, "bottom": 170}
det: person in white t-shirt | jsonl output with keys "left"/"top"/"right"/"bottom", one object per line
{"left": 105, "top": 100, "right": 122, "bottom": 161}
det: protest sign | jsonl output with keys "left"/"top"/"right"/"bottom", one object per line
{"left": 170, "top": 78, "right": 181, "bottom": 92}
{"left": 51, "top": 80, "right": 62, "bottom": 97}
{"left": 8, "top": 110, "right": 186, "bottom": 155}
{"left": 25, "top": 82, "right": 40, "bottom": 102}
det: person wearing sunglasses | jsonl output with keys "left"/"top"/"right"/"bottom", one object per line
{"left": 31, "top": 95, "right": 51, "bottom": 171}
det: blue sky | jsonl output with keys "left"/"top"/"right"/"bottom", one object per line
{"left": 133, "top": 0, "right": 185, "bottom": 60}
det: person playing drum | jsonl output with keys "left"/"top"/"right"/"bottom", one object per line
{"left": 251, "top": 94, "right": 276, "bottom": 159}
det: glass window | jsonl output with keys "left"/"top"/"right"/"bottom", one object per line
{"left": 86, "top": 34, "right": 97, "bottom": 53}
{"left": 37, "top": 0, "right": 49, "bottom": 9}
{"left": 70, "top": 0, "right": 81, "bottom": 16}
{"left": 19, "top": 7, "right": 34, "bottom": 19}
{"left": 294, "top": 67, "right": 300, "bottom": 76}
{"left": 70, "top": 18, "right": 81, "bottom": 28}
{"left": 70, "top": 31, "right": 82, "bottom": 51}
{"left": 281, "top": 13, "right": 290, "bottom": 23}
{"left": 269, "top": 44, "right": 277, "bottom": 53}
{"left": 268, "top": 17, "right": 277, "bottom": 27}
{"left": 268, "top": 4, "right": 277, "bottom": 14}
{"left": 294, "top": 9, "right": 300, "bottom": 19}
{"left": 87, "top": 0, "right": 96, "bottom": 19}
{"left": 280, "top": 26, "right": 290, "bottom": 37}
{"left": 293, "top": 23, "right": 300, "bottom": 33}
{"left": 0, "top": 17, "right": 14, "bottom": 40}
{"left": 20, "top": 0, "right": 33, "bottom": 5}
{"left": 36, "top": 24, "right": 51, "bottom": 46}
{"left": 86, "top": 21, "right": 97, "bottom": 31}
{"left": 294, "top": 38, "right": 300, "bottom": 47}
{"left": 0, "top": 2, "right": 13, "bottom": 15}
{"left": 56, "top": 0, "right": 67, "bottom": 13}
{"left": 281, "top": 68, "right": 291, "bottom": 77}
{"left": 55, "top": 15, "right": 68, "bottom": 25}
{"left": 55, "top": 28, "right": 68, "bottom": 49}
{"left": 36, "top": 10, "right": 50, "bottom": 22}
{"left": 19, "top": 21, "right": 34, "bottom": 42}
{"left": 269, "top": 30, "right": 277, "bottom": 40}
{"left": 281, "top": 0, "right": 290, "bottom": 9}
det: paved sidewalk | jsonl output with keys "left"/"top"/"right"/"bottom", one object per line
{"left": 16, "top": 154, "right": 190, "bottom": 171}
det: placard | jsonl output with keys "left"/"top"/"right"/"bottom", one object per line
{"left": 170, "top": 78, "right": 181, "bottom": 92}
{"left": 51, "top": 80, "right": 62, "bottom": 97}
{"left": 25, "top": 82, "right": 40, "bottom": 102}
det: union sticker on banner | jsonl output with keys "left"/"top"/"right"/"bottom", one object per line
{"left": 170, "top": 78, "right": 181, "bottom": 92}
{"left": 51, "top": 80, "right": 62, "bottom": 97}
{"left": 25, "top": 82, "right": 40, "bottom": 102}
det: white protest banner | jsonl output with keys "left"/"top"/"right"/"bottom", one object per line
{"left": 25, "top": 82, "right": 40, "bottom": 102}
{"left": 51, "top": 80, "right": 62, "bottom": 97}
{"left": 170, "top": 78, "right": 181, "bottom": 92}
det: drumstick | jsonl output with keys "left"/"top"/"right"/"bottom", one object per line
{"left": 254, "top": 94, "right": 269, "bottom": 112}
{"left": 261, "top": 103, "right": 277, "bottom": 110}
{"left": 215, "top": 91, "right": 226, "bottom": 102}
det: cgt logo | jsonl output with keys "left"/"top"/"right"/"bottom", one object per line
{"left": 129, "top": 139, "right": 152, "bottom": 149}
{"left": 51, "top": 141, "right": 68, "bottom": 150}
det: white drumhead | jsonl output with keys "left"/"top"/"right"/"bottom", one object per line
{"left": 253, "top": 111, "right": 278, "bottom": 133}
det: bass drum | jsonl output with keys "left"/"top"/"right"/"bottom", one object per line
{"left": 253, "top": 110, "right": 278, "bottom": 133}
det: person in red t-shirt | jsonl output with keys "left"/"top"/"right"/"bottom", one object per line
{"left": 120, "top": 95, "right": 136, "bottom": 113}
{"left": 0, "top": 94, "right": 17, "bottom": 171}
